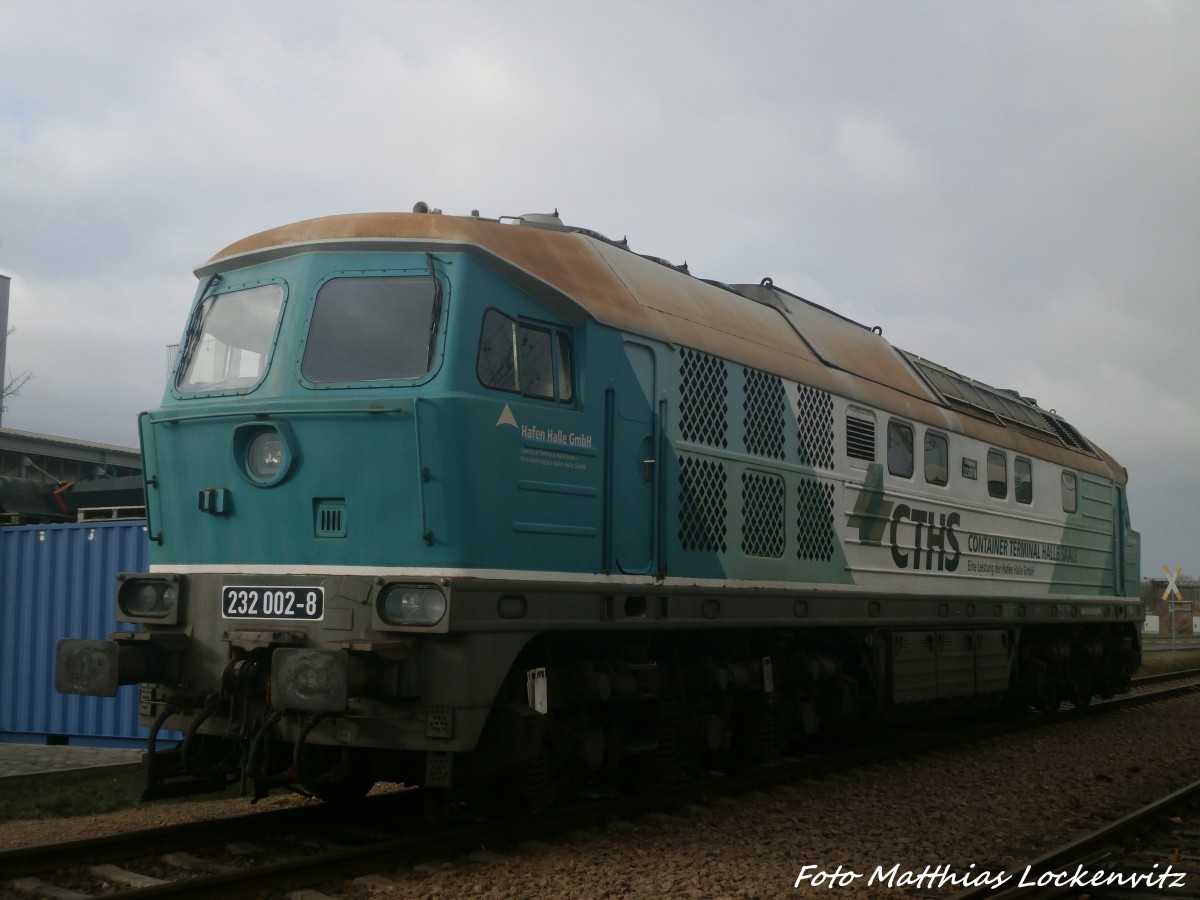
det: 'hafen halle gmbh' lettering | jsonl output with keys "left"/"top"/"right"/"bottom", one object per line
{"left": 520, "top": 424, "right": 594, "bottom": 449}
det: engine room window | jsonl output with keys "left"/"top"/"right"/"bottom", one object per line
{"left": 924, "top": 431, "right": 948, "bottom": 486}
{"left": 887, "top": 420, "right": 914, "bottom": 478}
{"left": 302, "top": 275, "right": 441, "bottom": 383}
{"left": 1062, "top": 470, "right": 1078, "bottom": 513}
{"left": 177, "top": 282, "right": 285, "bottom": 393}
{"left": 477, "top": 309, "right": 574, "bottom": 402}
{"left": 1015, "top": 457, "right": 1033, "bottom": 504}
{"left": 987, "top": 449, "right": 1007, "bottom": 499}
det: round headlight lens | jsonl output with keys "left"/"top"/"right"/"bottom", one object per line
{"left": 130, "top": 583, "right": 160, "bottom": 615}
{"left": 380, "top": 585, "right": 447, "bottom": 626}
{"left": 248, "top": 431, "right": 285, "bottom": 480}
{"left": 234, "top": 421, "right": 297, "bottom": 487}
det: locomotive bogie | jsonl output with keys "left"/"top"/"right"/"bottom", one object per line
{"left": 55, "top": 208, "right": 1142, "bottom": 802}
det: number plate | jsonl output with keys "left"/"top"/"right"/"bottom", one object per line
{"left": 221, "top": 585, "right": 324, "bottom": 621}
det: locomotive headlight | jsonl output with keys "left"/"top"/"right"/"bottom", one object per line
{"left": 116, "top": 575, "right": 182, "bottom": 624}
{"left": 248, "top": 432, "right": 285, "bottom": 480}
{"left": 232, "top": 421, "right": 298, "bottom": 487}
{"left": 378, "top": 584, "right": 447, "bottom": 626}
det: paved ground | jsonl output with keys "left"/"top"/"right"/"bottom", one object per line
{"left": 1143, "top": 635, "right": 1200, "bottom": 651}
{"left": 0, "top": 743, "right": 142, "bottom": 780}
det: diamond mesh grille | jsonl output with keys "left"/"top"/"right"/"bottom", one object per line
{"left": 741, "top": 472, "right": 785, "bottom": 558}
{"left": 743, "top": 368, "right": 786, "bottom": 460}
{"left": 796, "top": 477, "right": 836, "bottom": 562}
{"left": 796, "top": 385, "right": 835, "bottom": 469}
{"left": 678, "top": 454, "right": 727, "bottom": 553}
{"left": 679, "top": 348, "right": 728, "bottom": 448}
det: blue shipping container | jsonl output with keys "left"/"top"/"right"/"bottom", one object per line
{"left": 0, "top": 519, "right": 154, "bottom": 747}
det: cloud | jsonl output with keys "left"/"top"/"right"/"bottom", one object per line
{"left": 0, "top": 1, "right": 1197, "bottom": 570}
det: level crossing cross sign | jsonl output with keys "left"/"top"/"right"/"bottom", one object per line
{"left": 1162, "top": 565, "right": 1183, "bottom": 602}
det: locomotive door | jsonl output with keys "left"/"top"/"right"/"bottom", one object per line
{"left": 606, "top": 341, "right": 659, "bottom": 574}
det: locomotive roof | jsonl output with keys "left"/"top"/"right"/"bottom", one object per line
{"left": 201, "top": 210, "right": 1126, "bottom": 484}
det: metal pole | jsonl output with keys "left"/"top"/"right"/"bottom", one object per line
{"left": 0, "top": 273, "right": 10, "bottom": 428}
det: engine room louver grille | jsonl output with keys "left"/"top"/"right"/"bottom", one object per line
{"left": 679, "top": 348, "right": 728, "bottom": 448}
{"left": 743, "top": 367, "right": 786, "bottom": 460}
{"left": 796, "top": 384, "right": 835, "bottom": 469}
{"left": 797, "top": 477, "right": 836, "bottom": 562}
{"left": 314, "top": 500, "right": 346, "bottom": 538}
{"left": 678, "top": 454, "right": 727, "bottom": 554}
{"left": 741, "top": 472, "right": 785, "bottom": 558}
{"left": 845, "top": 415, "right": 876, "bottom": 462}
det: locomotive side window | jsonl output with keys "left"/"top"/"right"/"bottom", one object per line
{"left": 1061, "top": 470, "right": 1078, "bottom": 513}
{"left": 1015, "top": 457, "right": 1033, "bottom": 504}
{"left": 477, "top": 309, "right": 573, "bottom": 402}
{"left": 987, "top": 449, "right": 1007, "bottom": 499}
{"left": 302, "top": 275, "right": 441, "bottom": 383}
{"left": 177, "top": 282, "right": 285, "bottom": 393}
{"left": 924, "top": 431, "right": 949, "bottom": 485}
{"left": 887, "top": 420, "right": 914, "bottom": 478}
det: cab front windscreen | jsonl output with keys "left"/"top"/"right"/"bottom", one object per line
{"left": 301, "top": 274, "right": 442, "bottom": 384}
{"left": 176, "top": 282, "right": 285, "bottom": 393}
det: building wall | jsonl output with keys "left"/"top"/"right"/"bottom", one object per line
{"left": 0, "top": 427, "right": 141, "bottom": 485}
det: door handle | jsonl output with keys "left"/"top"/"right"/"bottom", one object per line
{"left": 642, "top": 457, "right": 656, "bottom": 481}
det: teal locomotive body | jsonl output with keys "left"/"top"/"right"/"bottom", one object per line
{"left": 56, "top": 208, "right": 1143, "bottom": 803}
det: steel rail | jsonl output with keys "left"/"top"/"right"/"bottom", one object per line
{"left": 947, "top": 778, "right": 1200, "bottom": 900}
{"left": 1130, "top": 666, "right": 1200, "bottom": 687}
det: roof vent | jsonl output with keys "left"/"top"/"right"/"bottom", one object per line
{"left": 519, "top": 210, "right": 564, "bottom": 228}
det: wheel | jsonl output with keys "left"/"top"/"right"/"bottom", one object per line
{"left": 1039, "top": 687, "right": 1063, "bottom": 714}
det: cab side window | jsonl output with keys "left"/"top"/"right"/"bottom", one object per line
{"left": 477, "top": 309, "right": 573, "bottom": 402}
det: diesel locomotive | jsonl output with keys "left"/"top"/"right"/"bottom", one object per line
{"left": 56, "top": 206, "right": 1143, "bottom": 806}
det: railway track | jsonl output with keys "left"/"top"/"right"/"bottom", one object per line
{"left": 4, "top": 672, "right": 1199, "bottom": 899}
{"left": 947, "top": 779, "right": 1200, "bottom": 899}
{"left": 1131, "top": 667, "right": 1200, "bottom": 688}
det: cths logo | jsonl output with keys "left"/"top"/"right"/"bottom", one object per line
{"left": 847, "top": 464, "right": 961, "bottom": 572}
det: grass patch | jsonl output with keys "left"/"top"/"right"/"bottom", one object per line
{"left": 0, "top": 771, "right": 137, "bottom": 822}
{"left": 0, "top": 770, "right": 244, "bottom": 824}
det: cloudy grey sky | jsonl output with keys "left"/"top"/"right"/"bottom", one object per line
{"left": 1, "top": 2, "right": 1197, "bottom": 575}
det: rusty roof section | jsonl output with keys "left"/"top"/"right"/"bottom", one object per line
{"left": 201, "top": 211, "right": 1126, "bottom": 483}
